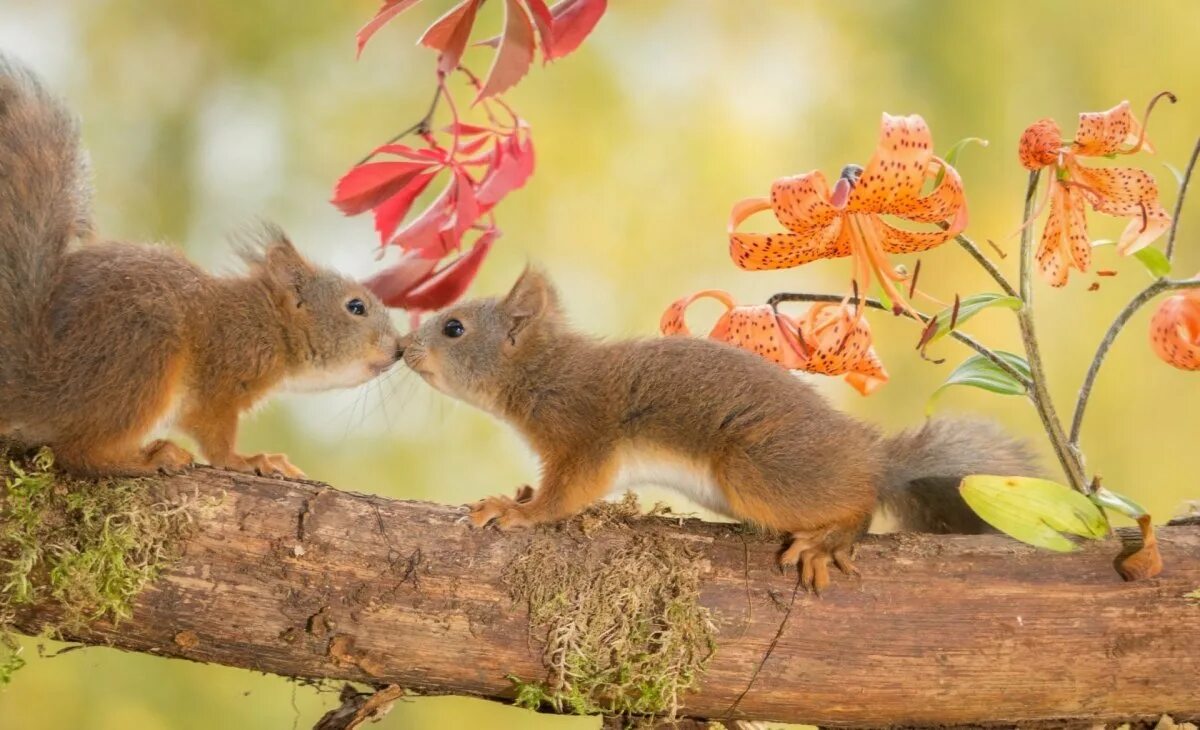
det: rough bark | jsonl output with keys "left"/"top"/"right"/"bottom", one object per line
{"left": 8, "top": 466, "right": 1200, "bottom": 728}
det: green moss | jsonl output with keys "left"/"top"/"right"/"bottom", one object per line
{"left": 0, "top": 446, "right": 205, "bottom": 683}
{"left": 505, "top": 501, "right": 716, "bottom": 723}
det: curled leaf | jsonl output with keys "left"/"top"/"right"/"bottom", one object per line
{"left": 476, "top": 0, "right": 536, "bottom": 101}
{"left": 960, "top": 475, "right": 1108, "bottom": 552}
{"left": 1117, "top": 515, "right": 1163, "bottom": 581}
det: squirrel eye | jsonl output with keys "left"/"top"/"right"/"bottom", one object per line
{"left": 442, "top": 318, "right": 465, "bottom": 338}
{"left": 346, "top": 298, "right": 367, "bottom": 317}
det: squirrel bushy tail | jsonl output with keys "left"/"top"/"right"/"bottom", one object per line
{"left": 0, "top": 56, "right": 93, "bottom": 404}
{"left": 877, "top": 418, "right": 1040, "bottom": 533}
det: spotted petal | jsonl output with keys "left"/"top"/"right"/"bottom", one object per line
{"left": 1070, "top": 163, "right": 1172, "bottom": 254}
{"left": 1037, "top": 183, "right": 1090, "bottom": 287}
{"left": 1149, "top": 289, "right": 1200, "bottom": 371}
{"left": 659, "top": 290, "right": 806, "bottom": 368}
{"left": 1073, "top": 101, "right": 1144, "bottom": 157}
{"left": 769, "top": 171, "right": 841, "bottom": 233}
{"left": 798, "top": 303, "right": 889, "bottom": 395}
{"left": 729, "top": 222, "right": 850, "bottom": 270}
{"left": 901, "top": 157, "right": 968, "bottom": 225}
{"left": 849, "top": 113, "right": 934, "bottom": 214}
{"left": 1019, "top": 118, "right": 1064, "bottom": 170}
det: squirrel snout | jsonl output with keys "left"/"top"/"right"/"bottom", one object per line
{"left": 395, "top": 333, "right": 414, "bottom": 361}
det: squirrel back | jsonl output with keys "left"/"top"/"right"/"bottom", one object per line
{"left": 402, "top": 268, "right": 1039, "bottom": 591}
{"left": 0, "top": 57, "right": 93, "bottom": 405}
{"left": 0, "top": 55, "right": 403, "bottom": 477}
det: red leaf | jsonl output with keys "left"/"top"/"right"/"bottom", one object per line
{"left": 546, "top": 0, "right": 606, "bottom": 60}
{"left": 393, "top": 180, "right": 455, "bottom": 254}
{"left": 397, "top": 229, "right": 498, "bottom": 311}
{"left": 356, "top": 0, "right": 425, "bottom": 58}
{"left": 442, "top": 122, "right": 495, "bottom": 137}
{"left": 455, "top": 134, "right": 495, "bottom": 158}
{"left": 448, "top": 167, "right": 481, "bottom": 244}
{"left": 419, "top": 0, "right": 484, "bottom": 74}
{"left": 364, "top": 250, "right": 440, "bottom": 307}
{"left": 372, "top": 143, "right": 447, "bottom": 163}
{"left": 332, "top": 161, "right": 432, "bottom": 215}
{"left": 525, "top": 0, "right": 555, "bottom": 55}
{"left": 476, "top": 0, "right": 536, "bottom": 101}
{"left": 373, "top": 170, "right": 438, "bottom": 243}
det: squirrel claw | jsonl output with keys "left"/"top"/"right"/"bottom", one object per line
{"left": 218, "top": 452, "right": 306, "bottom": 480}
{"left": 466, "top": 493, "right": 533, "bottom": 530}
{"left": 142, "top": 439, "right": 195, "bottom": 475}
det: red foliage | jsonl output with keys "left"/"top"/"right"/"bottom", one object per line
{"left": 342, "top": 0, "right": 605, "bottom": 314}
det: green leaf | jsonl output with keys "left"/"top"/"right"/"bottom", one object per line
{"left": 927, "top": 351, "right": 1030, "bottom": 415}
{"left": 1164, "top": 162, "right": 1185, "bottom": 189}
{"left": 1133, "top": 247, "right": 1172, "bottom": 278}
{"left": 1091, "top": 239, "right": 1172, "bottom": 278}
{"left": 960, "top": 475, "right": 1108, "bottom": 552}
{"left": 934, "top": 137, "right": 988, "bottom": 187}
{"left": 1090, "top": 486, "right": 1148, "bottom": 520}
{"left": 927, "top": 293, "right": 1022, "bottom": 343}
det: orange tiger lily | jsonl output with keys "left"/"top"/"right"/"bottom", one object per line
{"left": 728, "top": 114, "right": 968, "bottom": 318}
{"left": 660, "top": 290, "right": 888, "bottom": 395}
{"left": 1150, "top": 286, "right": 1200, "bottom": 370}
{"left": 1018, "top": 98, "right": 1173, "bottom": 287}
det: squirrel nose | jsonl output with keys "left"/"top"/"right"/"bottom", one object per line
{"left": 395, "top": 333, "right": 413, "bottom": 360}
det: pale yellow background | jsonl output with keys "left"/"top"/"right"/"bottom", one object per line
{"left": 1, "top": 1, "right": 1198, "bottom": 728}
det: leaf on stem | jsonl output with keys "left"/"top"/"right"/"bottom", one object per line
{"left": 934, "top": 137, "right": 988, "bottom": 188}
{"left": 959, "top": 475, "right": 1108, "bottom": 552}
{"left": 1091, "top": 485, "right": 1149, "bottom": 520}
{"left": 925, "top": 293, "right": 1022, "bottom": 344}
{"left": 927, "top": 351, "right": 1030, "bottom": 415}
{"left": 1091, "top": 239, "right": 1172, "bottom": 278}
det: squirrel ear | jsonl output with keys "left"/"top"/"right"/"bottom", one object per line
{"left": 259, "top": 230, "right": 314, "bottom": 304}
{"left": 502, "top": 266, "right": 559, "bottom": 342}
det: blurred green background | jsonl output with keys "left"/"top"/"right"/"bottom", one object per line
{"left": 2, "top": 0, "right": 1199, "bottom": 727}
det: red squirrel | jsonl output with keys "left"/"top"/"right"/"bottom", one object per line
{"left": 400, "top": 269, "right": 1037, "bottom": 592}
{"left": 0, "top": 56, "right": 403, "bottom": 477}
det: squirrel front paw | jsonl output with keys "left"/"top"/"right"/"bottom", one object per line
{"left": 216, "top": 452, "right": 306, "bottom": 479}
{"left": 467, "top": 490, "right": 534, "bottom": 530}
{"left": 142, "top": 439, "right": 195, "bottom": 475}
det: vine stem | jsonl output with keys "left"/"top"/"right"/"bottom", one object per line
{"left": 1069, "top": 133, "right": 1200, "bottom": 449}
{"left": 352, "top": 80, "right": 444, "bottom": 167}
{"left": 768, "top": 292, "right": 1031, "bottom": 388}
{"left": 1016, "top": 171, "right": 1088, "bottom": 492}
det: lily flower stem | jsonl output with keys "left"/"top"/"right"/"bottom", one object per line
{"left": 954, "top": 234, "right": 1019, "bottom": 297}
{"left": 1070, "top": 135, "right": 1200, "bottom": 454}
{"left": 1017, "top": 171, "right": 1089, "bottom": 493}
{"left": 768, "top": 292, "right": 1031, "bottom": 388}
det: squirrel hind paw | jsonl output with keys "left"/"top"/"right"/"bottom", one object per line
{"left": 466, "top": 494, "right": 532, "bottom": 530}
{"left": 141, "top": 439, "right": 195, "bottom": 475}
{"left": 778, "top": 530, "right": 860, "bottom": 594}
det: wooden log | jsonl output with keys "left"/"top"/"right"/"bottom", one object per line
{"left": 8, "top": 467, "right": 1200, "bottom": 728}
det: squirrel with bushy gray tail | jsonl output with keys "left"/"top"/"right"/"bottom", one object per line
{"left": 401, "top": 268, "right": 1039, "bottom": 591}
{"left": 0, "top": 56, "right": 403, "bottom": 477}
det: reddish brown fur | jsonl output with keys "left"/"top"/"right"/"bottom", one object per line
{"left": 0, "top": 56, "right": 403, "bottom": 477}
{"left": 402, "top": 269, "right": 1039, "bottom": 592}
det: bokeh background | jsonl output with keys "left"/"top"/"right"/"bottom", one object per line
{"left": 2, "top": 1, "right": 1199, "bottom": 727}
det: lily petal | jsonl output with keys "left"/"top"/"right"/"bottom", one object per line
{"left": 729, "top": 222, "right": 849, "bottom": 270}
{"left": 771, "top": 171, "right": 841, "bottom": 231}
{"left": 1073, "top": 101, "right": 1142, "bottom": 157}
{"left": 849, "top": 113, "right": 934, "bottom": 214}
{"left": 874, "top": 210, "right": 964, "bottom": 254}
{"left": 1037, "top": 183, "right": 1090, "bottom": 287}
{"left": 659, "top": 290, "right": 806, "bottom": 368}
{"left": 1018, "top": 118, "right": 1064, "bottom": 170}
{"left": 1117, "top": 202, "right": 1172, "bottom": 255}
{"left": 801, "top": 303, "right": 889, "bottom": 396}
{"left": 1149, "top": 289, "right": 1200, "bottom": 370}
{"left": 1068, "top": 164, "right": 1172, "bottom": 254}
{"left": 899, "top": 157, "right": 968, "bottom": 224}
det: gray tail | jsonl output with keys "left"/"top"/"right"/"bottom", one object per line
{"left": 878, "top": 418, "right": 1040, "bottom": 533}
{"left": 0, "top": 55, "right": 92, "bottom": 402}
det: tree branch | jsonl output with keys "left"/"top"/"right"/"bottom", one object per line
{"left": 7, "top": 466, "right": 1200, "bottom": 728}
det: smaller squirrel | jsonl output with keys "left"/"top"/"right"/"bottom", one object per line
{"left": 400, "top": 268, "right": 1038, "bottom": 591}
{"left": 0, "top": 57, "right": 403, "bottom": 477}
